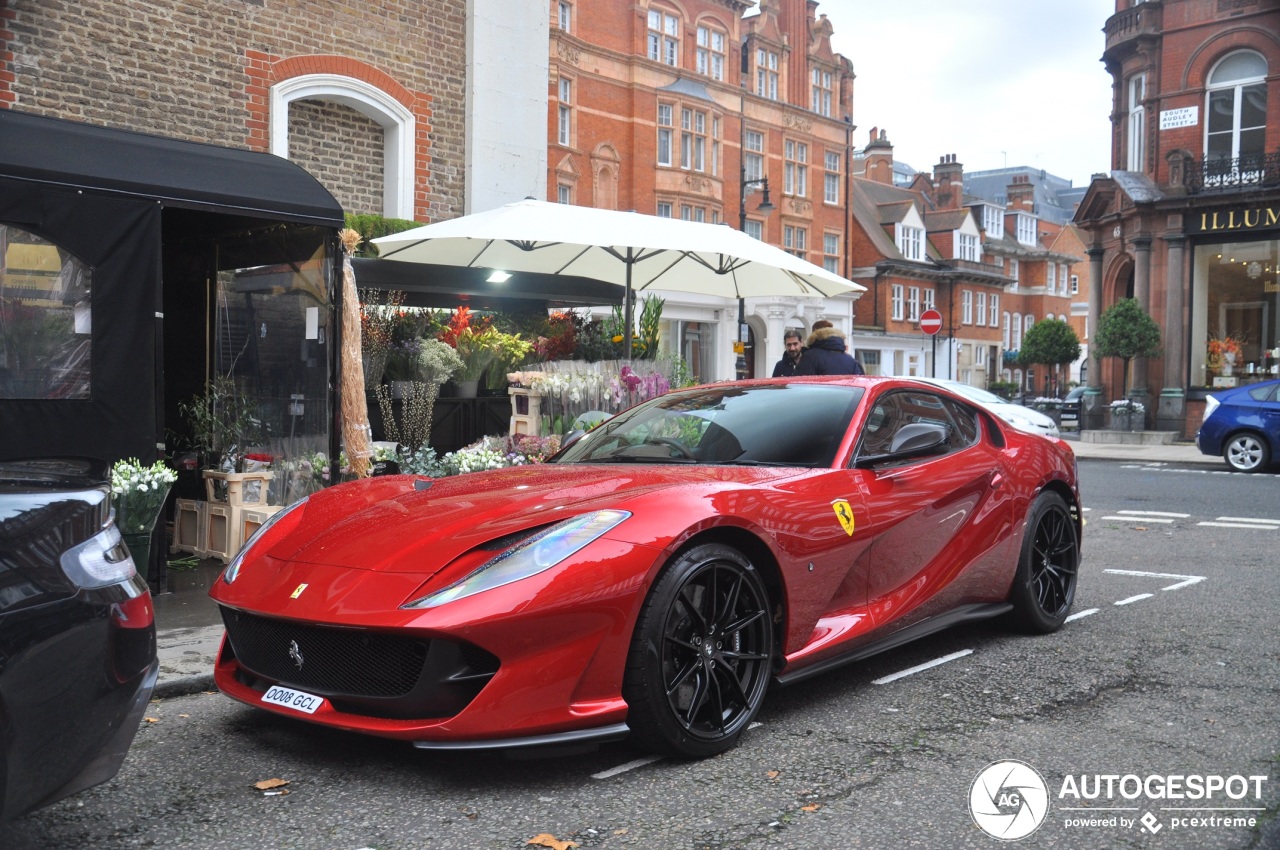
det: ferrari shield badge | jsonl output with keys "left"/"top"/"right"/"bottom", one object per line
{"left": 831, "top": 499, "right": 856, "bottom": 536}
{"left": 290, "top": 583, "right": 308, "bottom": 599}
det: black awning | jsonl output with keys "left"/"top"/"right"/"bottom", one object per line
{"left": 0, "top": 109, "right": 343, "bottom": 226}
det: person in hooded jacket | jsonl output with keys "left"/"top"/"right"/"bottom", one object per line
{"left": 795, "top": 320, "right": 864, "bottom": 375}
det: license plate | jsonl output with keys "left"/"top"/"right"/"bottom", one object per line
{"left": 262, "top": 685, "right": 324, "bottom": 715}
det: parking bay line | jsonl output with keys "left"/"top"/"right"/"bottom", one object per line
{"left": 1115, "top": 510, "right": 1191, "bottom": 518}
{"left": 593, "top": 755, "right": 664, "bottom": 780}
{"left": 1104, "top": 569, "right": 1207, "bottom": 591}
{"left": 1115, "top": 593, "right": 1154, "bottom": 606}
{"left": 1100, "top": 515, "right": 1175, "bottom": 524}
{"left": 1199, "top": 516, "right": 1280, "bottom": 530}
{"left": 1066, "top": 608, "right": 1098, "bottom": 622}
{"left": 872, "top": 649, "right": 973, "bottom": 685}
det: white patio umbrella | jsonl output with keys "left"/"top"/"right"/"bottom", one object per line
{"left": 371, "top": 198, "right": 864, "bottom": 357}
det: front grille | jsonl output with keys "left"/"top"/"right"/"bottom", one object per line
{"left": 221, "top": 608, "right": 428, "bottom": 698}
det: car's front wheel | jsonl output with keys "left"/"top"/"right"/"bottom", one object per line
{"left": 1006, "top": 491, "right": 1078, "bottom": 634}
{"left": 623, "top": 543, "right": 773, "bottom": 758}
{"left": 1223, "top": 432, "right": 1270, "bottom": 473}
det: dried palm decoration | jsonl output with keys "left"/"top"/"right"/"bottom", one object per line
{"left": 339, "top": 228, "right": 372, "bottom": 478}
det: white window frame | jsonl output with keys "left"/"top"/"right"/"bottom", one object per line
{"left": 976, "top": 291, "right": 987, "bottom": 326}
{"left": 1070, "top": 274, "right": 1079, "bottom": 294}
{"left": 989, "top": 293, "right": 999, "bottom": 327}
{"left": 271, "top": 73, "right": 415, "bottom": 218}
{"left": 923, "top": 288, "right": 936, "bottom": 313}
{"left": 558, "top": 1, "right": 571, "bottom": 31}
{"left": 557, "top": 78, "right": 572, "bottom": 146}
{"left": 1016, "top": 213, "right": 1037, "bottom": 246}
{"left": 744, "top": 130, "right": 764, "bottom": 183}
{"left": 783, "top": 224, "right": 807, "bottom": 257}
{"left": 824, "top": 150, "right": 840, "bottom": 205}
{"left": 656, "top": 202, "right": 673, "bottom": 218}
{"left": 1205, "top": 51, "right": 1267, "bottom": 170}
{"left": 784, "top": 139, "right": 808, "bottom": 196}
{"left": 823, "top": 232, "right": 839, "bottom": 274}
{"left": 1127, "top": 73, "right": 1146, "bottom": 171}
{"left": 957, "top": 232, "right": 978, "bottom": 261}
{"left": 696, "top": 26, "right": 726, "bottom": 81}
{"left": 1002, "top": 312, "right": 1011, "bottom": 349}
{"left": 982, "top": 204, "right": 1004, "bottom": 239}
{"left": 648, "top": 9, "right": 680, "bottom": 66}
{"left": 811, "top": 67, "right": 833, "bottom": 117}
{"left": 962, "top": 290, "right": 973, "bottom": 325}
{"left": 897, "top": 224, "right": 923, "bottom": 261}
{"left": 756, "top": 49, "right": 779, "bottom": 100}
{"left": 907, "top": 286, "right": 921, "bottom": 322}
{"left": 891, "top": 284, "right": 905, "bottom": 321}
{"left": 656, "top": 103, "right": 673, "bottom": 166}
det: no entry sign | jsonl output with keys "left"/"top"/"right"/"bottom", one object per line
{"left": 919, "top": 309, "right": 943, "bottom": 335}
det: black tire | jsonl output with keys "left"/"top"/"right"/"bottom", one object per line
{"left": 623, "top": 543, "right": 773, "bottom": 757}
{"left": 1223, "top": 432, "right": 1270, "bottom": 473}
{"left": 1006, "top": 491, "right": 1079, "bottom": 634}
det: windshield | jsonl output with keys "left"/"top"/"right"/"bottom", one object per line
{"left": 553, "top": 383, "right": 864, "bottom": 468}
{"left": 933, "top": 382, "right": 1009, "bottom": 405}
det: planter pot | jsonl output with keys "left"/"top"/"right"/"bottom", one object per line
{"left": 455, "top": 379, "right": 479, "bottom": 398}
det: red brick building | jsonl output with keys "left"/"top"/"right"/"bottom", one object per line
{"left": 548, "top": 0, "right": 859, "bottom": 380}
{"left": 1075, "top": 0, "right": 1280, "bottom": 435}
{"left": 846, "top": 135, "right": 1081, "bottom": 390}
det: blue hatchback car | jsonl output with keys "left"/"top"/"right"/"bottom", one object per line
{"left": 1196, "top": 379, "right": 1280, "bottom": 472}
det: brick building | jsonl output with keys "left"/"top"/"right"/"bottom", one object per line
{"left": 847, "top": 134, "right": 1082, "bottom": 391}
{"left": 548, "top": 0, "right": 860, "bottom": 380}
{"left": 1074, "top": 0, "right": 1280, "bottom": 435}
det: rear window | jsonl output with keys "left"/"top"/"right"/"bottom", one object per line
{"left": 1247, "top": 384, "right": 1277, "bottom": 402}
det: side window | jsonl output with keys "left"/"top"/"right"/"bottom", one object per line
{"left": 0, "top": 225, "right": 93, "bottom": 399}
{"left": 856, "top": 390, "right": 969, "bottom": 463}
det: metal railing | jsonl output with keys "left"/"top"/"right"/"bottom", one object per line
{"left": 1182, "top": 152, "right": 1280, "bottom": 194}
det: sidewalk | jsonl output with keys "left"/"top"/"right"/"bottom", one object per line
{"left": 147, "top": 434, "right": 1223, "bottom": 701}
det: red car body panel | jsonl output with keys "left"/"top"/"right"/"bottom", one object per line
{"left": 210, "top": 376, "right": 1080, "bottom": 745}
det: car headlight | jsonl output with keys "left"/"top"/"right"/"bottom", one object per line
{"left": 222, "top": 497, "right": 308, "bottom": 584}
{"left": 403, "top": 509, "right": 631, "bottom": 609}
{"left": 60, "top": 522, "right": 136, "bottom": 589}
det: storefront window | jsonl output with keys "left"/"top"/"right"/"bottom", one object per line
{"left": 1191, "top": 238, "right": 1280, "bottom": 387}
{"left": 214, "top": 242, "right": 333, "bottom": 500}
{"left": 0, "top": 225, "right": 92, "bottom": 399}
{"left": 660, "top": 319, "right": 716, "bottom": 384}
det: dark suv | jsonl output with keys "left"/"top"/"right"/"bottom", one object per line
{"left": 0, "top": 458, "right": 158, "bottom": 820}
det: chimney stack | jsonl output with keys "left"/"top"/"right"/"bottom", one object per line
{"left": 932, "top": 153, "right": 964, "bottom": 210}
{"left": 1006, "top": 173, "right": 1035, "bottom": 212}
{"left": 864, "top": 128, "right": 894, "bottom": 185}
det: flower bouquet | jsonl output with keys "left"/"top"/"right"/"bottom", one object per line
{"left": 111, "top": 458, "right": 178, "bottom": 567}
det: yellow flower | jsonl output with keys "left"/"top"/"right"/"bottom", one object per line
{"left": 612, "top": 335, "right": 623, "bottom": 344}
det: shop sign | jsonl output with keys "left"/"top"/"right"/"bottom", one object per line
{"left": 1189, "top": 206, "right": 1280, "bottom": 235}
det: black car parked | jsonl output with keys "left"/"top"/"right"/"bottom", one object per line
{"left": 1060, "top": 386, "right": 1086, "bottom": 430}
{"left": 0, "top": 458, "right": 157, "bottom": 820}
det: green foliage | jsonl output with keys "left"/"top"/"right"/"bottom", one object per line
{"left": 1094, "top": 298, "right": 1161, "bottom": 398}
{"left": 1018, "top": 318, "right": 1081, "bottom": 368}
{"left": 987, "top": 380, "right": 1019, "bottom": 400}
{"left": 176, "top": 375, "right": 264, "bottom": 468}
{"left": 637, "top": 296, "right": 664, "bottom": 361}
{"left": 344, "top": 214, "right": 423, "bottom": 257}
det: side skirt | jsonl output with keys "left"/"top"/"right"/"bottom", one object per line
{"left": 413, "top": 722, "right": 631, "bottom": 752}
{"left": 774, "top": 602, "right": 1012, "bottom": 687}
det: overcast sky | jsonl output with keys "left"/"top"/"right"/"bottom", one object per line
{"left": 819, "top": 0, "right": 1117, "bottom": 188}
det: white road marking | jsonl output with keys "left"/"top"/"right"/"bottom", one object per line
{"left": 1115, "top": 510, "right": 1191, "bottom": 518}
{"left": 1065, "top": 608, "right": 1099, "bottom": 622}
{"left": 872, "top": 649, "right": 973, "bottom": 685}
{"left": 1115, "top": 593, "right": 1154, "bottom": 606}
{"left": 1214, "top": 516, "right": 1280, "bottom": 524}
{"left": 1100, "top": 515, "right": 1175, "bottom": 524}
{"left": 1104, "top": 569, "right": 1207, "bottom": 591}
{"left": 593, "top": 755, "right": 664, "bottom": 780}
{"left": 1199, "top": 521, "right": 1279, "bottom": 529}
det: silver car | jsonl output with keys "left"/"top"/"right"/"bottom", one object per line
{"left": 913, "top": 378, "right": 1062, "bottom": 439}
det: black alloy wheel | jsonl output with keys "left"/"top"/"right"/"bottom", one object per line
{"left": 1006, "top": 491, "right": 1079, "bottom": 634}
{"left": 623, "top": 543, "right": 773, "bottom": 757}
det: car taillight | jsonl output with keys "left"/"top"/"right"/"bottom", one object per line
{"left": 1203, "top": 394, "right": 1220, "bottom": 421}
{"left": 60, "top": 523, "right": 137, "bottom": 589}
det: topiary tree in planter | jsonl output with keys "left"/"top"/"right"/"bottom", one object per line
{"left": 1093, "top": 297, "right": 1161, "bottom": 404}
{"left": 1018, "top": 318, "right": 1081, "bottom": 397}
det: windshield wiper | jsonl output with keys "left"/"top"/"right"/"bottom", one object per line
{"left": 585, "top": 456, "right": 700, "bottom": 464}
{"left": 710, "top": 459, "right": 803, "bottom": 467}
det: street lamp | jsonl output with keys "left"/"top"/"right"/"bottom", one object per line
{"left": 736, "top": 169, "right": 775, "bottom": 378}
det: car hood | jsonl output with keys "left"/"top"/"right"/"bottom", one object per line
{"left": 263, "top": 463, "right": 792, "bottom": 573}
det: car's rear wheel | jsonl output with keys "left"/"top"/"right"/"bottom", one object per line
{"left": 1006, "top": 491, "right": 1078, "bottom": 634}
{"left": 1223, "top": 432, "right": 1269, "bottom": 473}
{"left": 623, "top": 543, "right": 773, "bottom": 757}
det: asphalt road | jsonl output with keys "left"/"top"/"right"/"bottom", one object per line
{"left": 3, "top": 460, "right": 1278, "bottom": 850}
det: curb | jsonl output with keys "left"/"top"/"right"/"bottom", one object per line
{"left": 153, "top": 674, "right": 217, "bottom": 700}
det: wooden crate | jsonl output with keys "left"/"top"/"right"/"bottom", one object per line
{"left": 171, "top": 498, "right": 207, "bottom": 556}
{"left": 203, "top": 470, "right": 275, "bottom": 507}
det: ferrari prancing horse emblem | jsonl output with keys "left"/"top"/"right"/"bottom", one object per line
{"left": 831, "top": 499, "right": 855, "bottom": 536}
{"left": 291, "top": 583, "right": 308, "bottom": 599}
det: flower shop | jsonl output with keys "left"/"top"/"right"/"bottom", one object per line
{"left": 0, "top": 111, "right": 346, "bottom": 592}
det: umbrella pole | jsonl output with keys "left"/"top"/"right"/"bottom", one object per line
{"left": 623, "top": 253, "right": 635, "bottom": 364}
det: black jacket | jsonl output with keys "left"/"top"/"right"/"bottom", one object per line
{"left": 794, "top": 327, "right": 864, "bottom": 375}
{"left": 772, "top": 354, "right": 802, "bottom": 377}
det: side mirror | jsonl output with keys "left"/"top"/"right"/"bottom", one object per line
{"left": 854, "top": 423, "right": 950, "bottom": 468}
